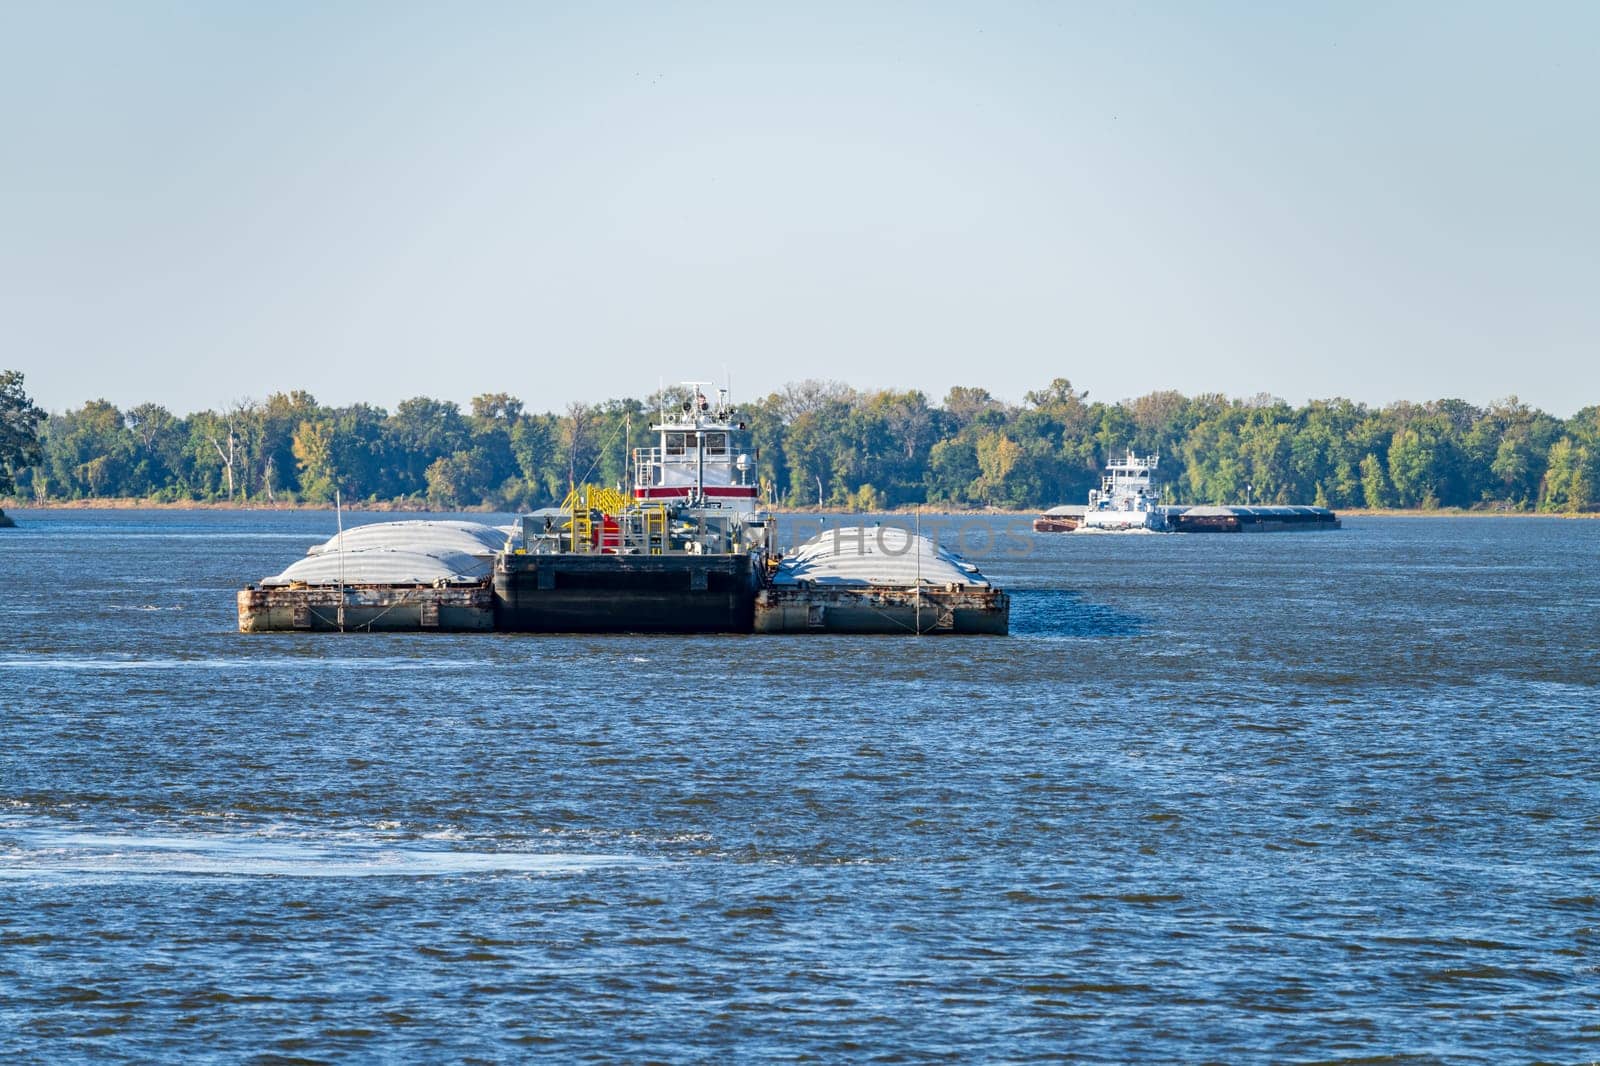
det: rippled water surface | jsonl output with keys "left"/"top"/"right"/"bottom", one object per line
{"left": 2, "top": 509, "right": 1598, "bottom": 1062}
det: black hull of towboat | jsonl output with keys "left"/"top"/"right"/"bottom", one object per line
{"left": 492, "top": 553, "right": 758, "bottom": 633}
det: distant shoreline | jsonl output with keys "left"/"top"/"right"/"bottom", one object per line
{"left": 3, "top": 497, "right": 445, "bottom": 513}
{"left": 5, "top": 497, "right": 1597, "bottom": 519}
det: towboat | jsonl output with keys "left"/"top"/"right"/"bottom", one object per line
{"left": 1080, "top": 450, "right": 1167, "bottom": 532}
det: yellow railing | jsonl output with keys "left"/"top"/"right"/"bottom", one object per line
{"left": 560, "top": 485, "right": 631, "bottom": 514}
{"left": 562, "top": 484, "right": 635, "bottom": 553}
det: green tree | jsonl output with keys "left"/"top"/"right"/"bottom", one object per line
{"left": 41, "top": 400, "right": 133, "bottom": 498}
{"left": 291, "top": 404, "right": 393, "bottom": 502}
{"left": 292, "top": 419, "right": 338, "bottom": 502}
{"left": 386, "top": 397, "right": 467, "bottom": 497}
{"left": 510, "top": 415, "right": 561, "bottom": 504}
{"left": 1540, "top": 437, "right": 1594, "bottom": 512}
{"left": 0, "top": 370, "right": 45, "bottom": 496}
{"left": 1359, "top": 453, "right": 1392, "bottom": 509}
{"left": 1179, "top": 413, "right": 1245, "bottom": 504}
{"left": 1490, "top": 433, "right": 1533, "bottom": 503}
{"left": 257, "top": 391, "right": 323, "bottom": 500}
{"left": 467, "top": 392, "right": 526, "bottom": 505}
{"left": 925, "top": 437, "right": 980, "bottom": 505}
{"left": 942, "top": 386, "right": 1003, "bottom": 431}
{"left": 124, "top": 402, "right": 187, "bottom": 498}
{"left": 425, "top": 450, "right": 491, "bottom": 509}
{"left": 1387, "top": 428, "right": 1436, "bottom": 507}
{"left": 974, "top": 432, "right": 1022, "bottom": 506}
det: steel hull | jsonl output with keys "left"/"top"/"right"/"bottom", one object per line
{"left": 494, "top": 553, "right": 758, "bottom": 633}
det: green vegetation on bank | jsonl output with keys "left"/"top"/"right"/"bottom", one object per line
{"left": 1, "top": 370, "right": 46, "bottom": 499}
{"left": 3, "top": 371, "right": 1598, "bottom": 512}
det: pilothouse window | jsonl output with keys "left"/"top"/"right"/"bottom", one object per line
{"left": 702, "top": 432, "right": 727, "bottom": 456}
{"left": 665, "top": 432, "right": 685, "bottom": 456}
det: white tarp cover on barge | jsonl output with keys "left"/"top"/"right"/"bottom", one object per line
{"left": 305, "top": 520, "right": 511, "bottom": 557}
{"left": 772, "top": 526, "right": 991, "bottom": 587}
{"left": 261, "top": 520, "right": 510, "bottom": 587}
{"left": 264, "top": 549, "right": 492, "bottom": 587}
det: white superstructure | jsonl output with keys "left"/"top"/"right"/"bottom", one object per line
{"left": 1081, "top": 450, "right": 1167, "bottom": 532}
{"left": 633, "top": 383, "right": 759, "bottom": 505}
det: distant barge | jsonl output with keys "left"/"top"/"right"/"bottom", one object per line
{"left": 1032, "top": 503, "right": 1342, "bottom": 534}
{"left": 1166, "top": 505, "right": 1341, "bottom": 533}
{"left": 240, "top": 383, "right": 1008, "bottom": 636}
{"left": 1032, "top": 450, "right": 1340, "bottom": 533}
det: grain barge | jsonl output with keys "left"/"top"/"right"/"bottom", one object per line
{"left": 755, "top": 525, "right": 1007, "bottom": 634}
{"left": 1165, "top": 505, "right": 1341, "bottom": 532}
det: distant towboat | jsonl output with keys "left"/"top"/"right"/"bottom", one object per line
{"left": 1031, "top": 450, "right": 1342, "bottom": 534}
{"left": 1081, "top": 450, "right": 1166, "bottom": 531}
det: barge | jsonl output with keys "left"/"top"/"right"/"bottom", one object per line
{"left": 1166, "top": 505, "right": 1341, "bottom": 533}
{"left": 238, "top": 383, "right": 1008, "bottom": 635}
{"left": 1032, "top": 505, "right": 1083, "bottom": 533}
{"left": 237, "top": 519, "right": 502, "bottom": 632}
{"left": 238, "top": 583, "right": 494, "bottom": 632}
{"left": 755, "top": 525, "right": 1008, "bottom": 634}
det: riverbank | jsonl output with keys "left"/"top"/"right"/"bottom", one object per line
{"left": 2, "top": 497, "right": 1029, "bottom": 516}
{"left": 1335, "top": 507, "right": 1600, "bottom": 518}
{"left": 2, "top": 497, "right": 451, "bottom": 513}
{"left": 6, "top": 497, "right": 1598, "bottom": 519}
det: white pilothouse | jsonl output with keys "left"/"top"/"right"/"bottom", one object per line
{"left": 1080, "top": 450, "right": 1167, "bottom": 532}
{"left": 633, "top": 383, "right": 759, "bottom": 506}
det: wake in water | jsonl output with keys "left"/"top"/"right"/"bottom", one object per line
{"left": 0, "top": 825, "right": 648, "bottom": 880}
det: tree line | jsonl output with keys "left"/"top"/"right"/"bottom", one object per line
{"left": 2, "top": 371, "right": 1597, "bottom": 512}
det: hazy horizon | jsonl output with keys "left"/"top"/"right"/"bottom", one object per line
{"left": 5, "top": 2, "right": 1597, "bottom": 418}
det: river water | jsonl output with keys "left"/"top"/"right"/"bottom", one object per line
{"left": 1, "top": 509, "right": 1597, "bottom": 1062}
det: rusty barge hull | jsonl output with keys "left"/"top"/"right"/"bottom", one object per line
{"left": 754, "top": 586, "right": 1009, "bottom": 635}
{"left": 237, "top": 583, "right": 495, "bottom": 633}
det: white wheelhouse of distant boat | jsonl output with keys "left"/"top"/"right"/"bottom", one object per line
{"left": 1081, "top": 450, "right": 1167, "bottom": 531}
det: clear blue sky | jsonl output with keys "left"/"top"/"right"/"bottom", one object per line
{"left": 4, "top": 1, "right": 1597, "bottom": 416}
